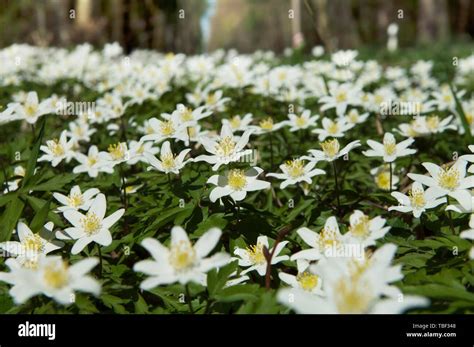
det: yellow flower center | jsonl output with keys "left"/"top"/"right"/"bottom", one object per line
{"left": 334, "top": 278, "right": 371, "bottom": 313}
{"left": 319, "top": 227, "right": 340, "bottom": 250}
{"left": 169, "top": 240, "right": 196, "bottom": 271}
{"left": 87, "top": 155, "right": 98, "bottom": 167}
{"left": 230, "top": 116, "right": 241, "bottom": 129}
{"left": 206, "top": 93, "right": 217, "bottom": 105}
{"left": 348, "top": 110, "right": 359, "bottom": 123}
{"left": 409, "top": 188, "right": 426, "bottom": 208}
{"left": 426, "top": 116, "right": 439, "bottom": 131}
{"left": 442, "top": 94, "right": 452, "bottom": 103}
{"left": 43, "top": 261, "right": 69, "bottom": 289}
{"left": 180, "top": 108, "right": 193, "bottom": 122}
{"left": 349, "top": 215, "right": 370, "bottom": 238}
{"left": 215, "top": 136, "right": 236, "bottom": 157}
{"left": 295, "top": 115, "right": 307, "bottom": 127}
{"left": 320, "top": 139, "right": 340, "bottom": 158}
{"left": 48, "top": 139, "right": 65, "bottom": 157}
{"left": 25, "top": 104, "right": 38, "bottom": 117}
{"left": 68, "top": 192, "right": 84, "bottom": 208}
{"left": 383, "top": 139, "right": 397, "bottom": 156}
{"left": 227, "top": 169, "right": 247, "bottom": 190}
{"left": 108, "top": 143, "right": 127, "bottom": 161}
{"left": 375, "top": 171, "right": 391, "bottom": 190}
{"left": 327, "top": 121, "right": 339, "bottom": 135}
{"left": 285, "top": 159, "right": 305, "bottom": 178}
{"left": 438, "top": 166, "right": 459, "bottom": 190}
{"left": 160, "top": 153, "right": 176, "bottom": 170}
{"left": 336, "top": 91, "right": 347, "bottom": 103}
{"left": 297, "top": 272, "right": 319, "bottom": 291}
{"left": 145, "top": 125, "right": 154, "bottom": 135}
{"left": 259, "top": 117, "right": 274, "bottom": 131}
{"left": 247, "top": 243, "right": 266, "bottom": 265}
{"left": 466, "top": 112, "right": 474, "bottom": 125}
{"left": 81, "top": 212, "right": 102, "bottom": 235}
{"left": 160, "top": 120, "right": 175, "bottom": 136}
{"left": 187, "top": 127, "right": 197, "bottom": 138}
{"left": 23, "top": 234, "right": 44, "bottom": 253}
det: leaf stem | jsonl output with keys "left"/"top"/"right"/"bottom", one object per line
{"left": 185, "top": 284, "right": 194, "bottom": 314}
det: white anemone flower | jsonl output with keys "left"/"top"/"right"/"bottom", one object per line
{"left": 134, "top": 226, "right": 230, "bottom": 287}
{"left": 267, "top": 158, "right": 325, "bottom": 189}
{"left": 38, "top": 131, "right": 75, "bottom": 167}
{"left": 278, "top": 244, "right": 428, "bottom": 314}
{"left": 233, "top": 235, "right": 289, "bottom": 276}
{"left": 304, "top": 139, "right": 360, "bottom": 162}
{"left": 290, "top": 216, "right": 344, "bottom": 272}
{"left": 144, "top": 141, "right": 191, "bottom": 175}
{"left": 73, "top": 145, "right": 114, "bottom": 177}
{"left": 363, "top": 132, "right": 416, "bottom": 163}
{"left": 278, "top": 271, "right": 324, "bottom": 296}
{"left": 222, "top": 113, "right": 254, "bottom": 132}
{"left": 343, "top": 210, "right": 390, "bottom": 247}
{"left": 194, "top": 124, "right": 253, "bottom": 171}
{"left": 53, "top": 185, "right": 100, "bottom": 212}
{"left": 0, "top": 222, "right": 63, "bottom": 268}
{"left": 127, "top": 140, "right": 160, "bottom": 165}
{"left": 408, "top": 160, "right": 474, "bottom": 211}
{"left": 285, "top": 110, "right": 319, "bottom": 132}
{"left": 58, "top": 193, "right": 125, "bottom": 254}
{"left": 8, "top": 91, "right": 52, "bottom": 124}
{"left": 0, "top": 256, "right": 100, "bottom": 305}
{"left": 207, "top": 167, "right": 270, "bottom": 203}
{"left": 389, "top": 182, "right": 446, "bottom": 218}
{"left": 312, "top": 117, "right": 354, "bottom": 141}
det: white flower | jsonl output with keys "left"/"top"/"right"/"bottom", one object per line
{"left": 304, "top": 139, "right": 360, "bottom": 162}
{"left": 290, "top": 216, "right": 344, "bottom": 272}
{"left": 343, "top": 210, "right": 390, "bottom": 247}
{"left": 207, "top": 167, "right": 270, "bottom": 203}
{"left": 144, "top": 141, "right": 190, "bottom": 174}
{"left": 233, "top": 236, "right": 289, "bottom": 276}
{"left": 286, "top": 110, "right": 319, "bottom": 132}
{"left": 278, "top": 244, "right": 428, "bottom": 314}
{"left": 53, "top": 185, "right": 100, "bottom": 212}
{"left": 66, "top": 120, "right": 96, "bottom": 144}
{"left": 134, "top": 226, "right": 230, "bottom": 287}
{"left": 345, "top": 109, "right": 369, "bottom": 125}
{"left": 222, "top": 113, "right": 254, "bottom": 132}
{"left": 164, "top": 104, "right": 212, "bottom": 126}
{"left": 194, "top": 124, "right": 253, "bottom": 171}
{"left": 319, "top": 82, "right": 359, "bottom": 117}
{"left": 0, "top": 256, "right": 100, "bottom": 305}
{"left": 408, "top": 160, "right": 474, "bottom": 211}
{"left": 38, "top": 131, "right": 75, "bottom": 167}
{"left": 267, "top": 158, "right": 325, "bottom": 189}
{"left": 127, "top": 140, "right": 159, "bottom": 165}
{"left": 278, "top": 271, "right": 324, "bottom": 295}
{"left": 8, "top": 91, "right": 52, "bottom": 124}
{"left": 312, "top": 117, "right": 354, "bottom": 141}
{"left": 73, "top": 145, "right": 114, "bottom": 177}
{"left": 106, "top": 142, "right": 130, "bottom": 166}
{"left": 0, "top": 222, "right": 63, "bottom": 267}
{"left": 253, "top": 116, "right": 286, "bottom": 135}
{"left": 460, "top": 229, "right": 474, "bottom": 259}
{"left": 140, "top": 115, "right": 188, "bottom": 144}
{"left": 370, "top": 164, "right": 399, "bottom": 190}
{"left": 389, "top": 182, "right": 446, "bottom": 218}
{"left": 311, "top": 45, "right": 324, "bottom": 57}
{"left": 58, "top": 193, "right": 124, "bottom": 254}
{"left": 459, "top": 144, "right": 474, "bottom": 174}
{"left": 363, "top": 132, "right": 416, "bottom": 163}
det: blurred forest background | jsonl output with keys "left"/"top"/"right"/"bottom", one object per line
{"left": 0, "top": 0, "right": 473, "bottom": 53}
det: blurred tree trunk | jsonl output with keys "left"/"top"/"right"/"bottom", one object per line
{"left": 54, "top": 0, "right": 70, "bottom": 45}
{"left": 112, "top": 0, "right": 124, "bottom": 43}
{"left": 76, "top": 0, "right": 92, "bottom": 28}
{"left": 327, "top": 0, "right": 360, "bottom": 49}
{"left": 376, "top": 0, "right": 393, "bottom": 43}
{"left": 417, "top": 0, "right": 450, "bottom": 43}
{"left": 291, "top": 0, "right": 303, "bottom": 47}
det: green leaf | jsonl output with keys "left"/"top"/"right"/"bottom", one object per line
{"left": 22, "top": 117, "right": 46, "bottom": 188}
{"left": 30, "top": 199, "right": 51, "bottom": 233}
{"left": 450, "top": 83, "right": 472, "bottom": 142}
{"left": 214, "top": 284, "right": 260, "bottom": 303}
{"left": 134, "top": 294, "right": 149, "bottom": 313}
{"left": 207, "top": 261, "right": 238, "bottom": 297}
{"left": 32, "top": 174, "right": 77, "bottom": 191}
{"left": 0, "top": 197, "right": 25, "bottom": 242}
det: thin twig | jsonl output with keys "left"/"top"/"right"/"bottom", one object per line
{"left": 263, "top": 225, "right": 292, "bottom": 290}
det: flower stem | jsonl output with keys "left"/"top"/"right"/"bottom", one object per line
{"left": 332, "top": 161, "right": 341, "bottom": 211}
{"left": 97, "top": 244, "right": 103, "bottom": 277}
{"left": 185, "top": 284, "right": 194, "bottom": 314}
{"left": 389, "top": 161, "right": 393, "bottom": 193}
{"left": 269, "top": 132, "right": 274, "bottom": 169}
{"left": 118, "top": 163, "right": 128, "bottom": 210}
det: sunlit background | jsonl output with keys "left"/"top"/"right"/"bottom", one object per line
{"left": 0, "top": 0, "right": 473, "bottom": 53}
